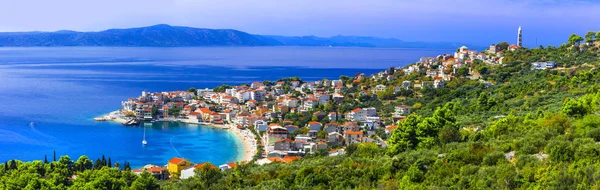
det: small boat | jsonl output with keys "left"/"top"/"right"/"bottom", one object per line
{"left": 29, "top": 122, "right": 35, "bottom": 127}
{"left": 142, "top": 126, "right": 148, "bottom": 145}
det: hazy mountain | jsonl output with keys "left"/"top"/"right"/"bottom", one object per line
{"left": 0, "top": 24, "right": 477, "bottom": 49}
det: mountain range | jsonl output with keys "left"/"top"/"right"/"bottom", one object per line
{"left": 0, "top": 24, "right": 475, "bottom": 49}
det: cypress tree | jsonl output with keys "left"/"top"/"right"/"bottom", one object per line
{"left": 94, "top": 158, "right": 102, "bottom": 169}
{"left": 108, "top": 157, "right": 112, "bottom": 168}
{"left": 9, "top": 160, "right": 16, "bottom": 170}
{"left": 101, "top": 155, "right": 107, "bottom": 167}
{"left": 44, "top": 155, "right": 48, "bottom": 164}
{"left": 3, "top": 161, "right": 7, "bottom": 171}
{"left": 53, "top": 150, "right": 56, "bottom": 162}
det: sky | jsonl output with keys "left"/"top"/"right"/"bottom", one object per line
{"left": 0, "top": 0, "right": 599, "bottom": 47}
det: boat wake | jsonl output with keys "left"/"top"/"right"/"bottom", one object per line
{"left": 169, "top": 135, "right": 183, "bottom": 158}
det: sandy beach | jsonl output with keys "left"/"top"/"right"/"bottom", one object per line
{"left": 190, "top": 123, "right": 256, "bottom": 163}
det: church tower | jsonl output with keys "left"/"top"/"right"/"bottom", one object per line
{"left": 517, "top": 26, "right": 522, "bottom": 47}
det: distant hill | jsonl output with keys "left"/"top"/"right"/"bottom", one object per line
{"left": 0, "top": 24, "right": 477, "bottom": 48}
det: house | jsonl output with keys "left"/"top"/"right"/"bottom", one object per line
{"left": 313, "top": 111, "right": 327, "bottom": 121}
{"left": 345, "top": 108, "right": 367, "bottom": 122}
{"left": 328, "top": 132, "right": 343, "bottom": 145}
{"left": 218, "top": 163, "right": 237, "bottom": 171}
{"left": 198, "top": 108, "right": 212, "bottom": 121}
{"left": 131, "top": 165, "right": 169, "bottom": 180}
{"left": 307, "top": 121, "right": 322, "bottom": 131}
{"left": 315, "top": 142, "right": 328, "bottom": 151}
{"left": 373, "top": 84, "right": 386, "bottom": 93}
{"left": 402, "top": 81, "right": 411, "bottom": 90}
{"left": 324, "top": 123, "right": 340, "bottom": 133}
{"left": 531, "top": 61, "right": 556, "bottom": 70}
{"left": 385, "top": 125, "right": 397, "bottom": 134}
{"left": 328, "top": 112, "right": 337, "bottom": 121}
{"left": 274, "top": 138, "right": 294, "bottom": 151}
{"left": 508, "top": 44, "right": 520, "bottom": 51}
{"left": 180, "top": 162, "right": 216, "bottom": 179}
{"left": 434, "top": 79, "right": 445, "bottom": 88}
{"left": 167, "top": 157, "right": 191, "bottom": 178}
{"left": 332, "top": 93, "right": 344, "bottom": 104}
{"left": 285, "top": 125, "right": 299, "bottom": 134}
{"left": 290, "top": 80, "right": 300, "bottom": 87}
{"left": 344, "top": 131, "right": 364, "bottom": 145}
{"left": 266, "top": 124, "right": 289, "bottom": 150}
{"left": 394, "top": 105, "right": 411, "bottom": 116}
{"left": 255, "top": 120, "right": 269, "bottom": 132}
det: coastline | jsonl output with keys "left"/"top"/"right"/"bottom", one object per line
{"left": 95, "top": 111, "right": 255, "bottom": 164}
{"left": 202, "top": 123, "right": 255, "bottom": 163}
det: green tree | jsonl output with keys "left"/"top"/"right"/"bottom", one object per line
{"left": 561, "top": 98, "right": 588, "bottom": 117}
{"left": 131, "top": 172, "right": 160, "bottom": 190}
{"left": 585, "top": 31, "right": 596, "bottom": 43}
{"left": 387, "top": 114, "right": 422, "bottom": 154}
{"left": 568, "top": 34, "right": 584, "bottom": 46}
{"left": 496, "top": 42, "right": 509, "bottom": 51}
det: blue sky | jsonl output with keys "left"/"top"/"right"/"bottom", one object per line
{"left": 0, "top": 0, "right": 599, "bottom": 46}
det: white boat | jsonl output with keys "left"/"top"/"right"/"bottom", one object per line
{"left": 142, "top": 126, "right": 148, "bottom": 145}
{"left": 29, "top": 122, "right": 35, "bottom": 127}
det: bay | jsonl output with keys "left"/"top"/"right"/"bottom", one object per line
{"left": 0, "top": 46, "right": 449, "bottom": 168}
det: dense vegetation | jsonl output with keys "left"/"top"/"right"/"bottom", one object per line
{"left": 1, "top": 32, "right": 600, "bottom": 189}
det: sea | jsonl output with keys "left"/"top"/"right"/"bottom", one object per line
{"left": 0, "top": 46, "right": 449, "bottom": 168}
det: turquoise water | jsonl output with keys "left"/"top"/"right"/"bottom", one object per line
{"left": 0, "top": 46, "right": 449, "bottom": 168}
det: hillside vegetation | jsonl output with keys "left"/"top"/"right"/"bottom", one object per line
{"left": 1, "top": 33, "right": 600, "bottom": 189}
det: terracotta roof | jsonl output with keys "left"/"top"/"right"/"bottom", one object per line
{"left": 308, "top": 121, "right": 321, "bottom": 125}
{"left": 168, "top": 157, "right": 185, "bottom": 164}
{"left": 283, "top": 156, "right": 301, "bottom": 163}
{"left": 199, "top": 108, "right": 211, "bottom": 113}
{"left": 268, "top": 157, "right": 285, "bottom": 163}
{"left": 276, "top": 138, "right": 294, "bottom": 143}
{"left": 345, "top": 131, "right": 363, "bottom": 135}
{"left": 147, "top": 166, "right": 167, "bottom": 173}
{"left": 351, "top": 108, "right": 362, "bottom": 113}
{"left": 194, "top": 162, "right": 216, "bottom": 169}
{"left": 226, "top": 163, "right": 237, "bottom": 168}
{"left": 386, "top": 125, "right": 397, "bottom": 130}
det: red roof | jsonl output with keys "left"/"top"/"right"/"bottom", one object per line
{"left": 199, "top": 108, "right": 211, "bottom": 113}
{"left": 283, "top": 156, "right": 301, "bottom": 163}
{"left": 226, "top": 163, "right": 237, "bottom": 168}
{"left": 308, "top": 121, "right": 321, "bottom": 125}
{"left": 168, "top": 157, "right": 185, "bottom": 164}
{"left": 276, "top": 138, "right": 294, "bottom": 143}
{"left": 147, "top": 166, "right": 167, "bottom": 173}
{"left": 351, "top": 108, "right": 362, "bottom": 113}
{"left": 268, "top": 157, "right": 285, "bottom": 163}
{"left": 194, "top": 162, "right": 216, "bottom": 169}
{"left": 345, "top": 131, "right": 363, "bottom": 135}
{"left": 385, "top": 125, "right": 397, "bottom": 130}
